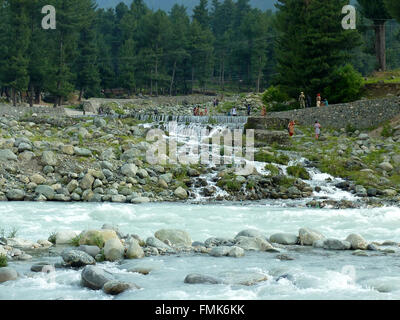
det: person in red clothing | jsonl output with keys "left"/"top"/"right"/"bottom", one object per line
{"left": 288, "top": 120, "right": 296, "bottom": 137}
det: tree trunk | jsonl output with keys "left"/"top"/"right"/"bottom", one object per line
{"left": 12, "top": 88, "right": 16, "bottom": 107}
{"left": 191, "top": 67, "right": 194, "bottom": 94}
{"left": 374, "top": 22, "right": 386, "bottom": 71}
{"left": 169, "top": 60, "right": 177, "bottom": 96}
{"left": 257, "top": 56, "right": 262, "bottom": 93}
{"left": 29, "top": 83, "right": 34, "bottom": 107}
{"left": 79, "top": 88, "right": 83, "bottom": 102}
{"left": 34, "top": 87, "right": 41, "bottom": 104}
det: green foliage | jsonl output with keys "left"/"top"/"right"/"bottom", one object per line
{"left": 385, "top": 0, "right": 400, "bottom": 22}
{"left": 48, "top": 232, "right": 57, "bottom": 245}
{"left": 0, "top": 255, "right": 7, "bottom": 268}
{"left": 264, "top": 164, "right": 280, "bottom": 175}
{"left": 381, "top": 122, "right": 394, "bottom": 137}
{"left": 7, "top": 227, "right": 18, "bottom": 238}
{"left": 261, "top": 86, "right": 289, "bottom": 104}
{"left": 254, "top": 151, "right": 290, "bottom": 165}
{"left": 70, "top": 235, "right": 82, "bottom": 247}
{"left": 324, "top": 64, "right": 364, "bottom": 103}
{"left": 286, "top": 165, "right": 310, "bottom": 180}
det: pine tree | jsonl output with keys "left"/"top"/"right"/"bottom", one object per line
{"left": 274, "top": 0, "right": 361, "bottom": 100}
{"left": 193, "top": 0, "right": 209, "bottom": 29}
{"left": 358, "top": 0, "right": 392, "bottom": 71}
{"left": 75, "top": 0, "right": 100, "bottom": 100}
{"left": 4, "top": 0, "right": 31, "bottom": 106}
{"left": 384, "top": 0, "right": 400, "bottom": 22}
{"left": 118, "top": 38, "right": 136, "bottom": 95}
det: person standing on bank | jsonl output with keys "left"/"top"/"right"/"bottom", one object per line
{"left": 316, "top": 94, "right": 322, "bottom": 107}
{"left": 299, "top": 92, "right": 306, "bottom": 109}
{"left": 314, "top": 120, "right": 321, "bottom": 140}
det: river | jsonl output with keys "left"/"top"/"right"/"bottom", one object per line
{"left": 0, "top": 201, "right": 400, "bottom": 300}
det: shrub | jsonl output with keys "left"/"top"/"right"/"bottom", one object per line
{"left": 261, "top": 86, "right": 289, "bottom": 105}
{"left": 70, "top": 235, "right": 82, "bottom": 247}
{"left": 255, "top": 151, "right": 290, "bottom": 165}
{"left": 324, "top": 64, "right": 364, "bottom": 103}
{"left": 265, "top": 164, "right": 280, "bottom": 176}
{"left": 0, "top": 255, "right": 7, "bottom": 268}
{"left": 287, "top": 165, "right": 310, "bottom": 180}
{"left": 381, "top": 123, "right": 394, "bottom": 138}
{"left": 48, "top": 232, "right": 57, "bottom": 244}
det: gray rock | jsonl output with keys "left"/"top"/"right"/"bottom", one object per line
{"left": 146, "top": 237, "right": 174, "bottom": 253}
{"left": 61, "top": 249, "right": 96, "bottom": 267}
{"left": 35, "top": 185, "right": 55, "bottom": 200}
{"left": 78, "top": 245, "right": 101, "bottom": 258}
{"left": 55, "top": 230, "right": 78, "bottom": 244}
{"left": 235, "top": 229, "right": 265, "bottom": 239}
{"left": 6, "top": 189, "right": 25, "bottom": 201}
{"left": 81, "top": 265, "right": 114, "bottom": 290}
{"left": 41, "top": 151, "right": 57, "bottom": 166}
{"left": 31, "top": 262, "right": 55, "bottom": 273}
{"left": 312, "top": 239, "right": 325, "bottom": 248}
{"left": 367, "top": 243, "right": 379, "bottom": 251}
{"left": 111, "top": 195, "right": 126, "bottom": 203}
{"left": 299, "top": 228, "right": 325, "bottom": 246}
{"left": 323, "top": 238, "right": 351, "bottom": 250}
{"left": 234, "top": 236, "right": 275, "bottom": 252}
{"left": 184, "top": 273, "right": 222, "bottom": 284}
{"left": 0, "top": 149, "right": 17, "bottom": 161}
{"left": 204, "top": 237, "right": 235, "bottom": 248}
{"left": 80, "top": 173, "right": 94, "bottom": 190}
{"left": 103, "top": 238, "right": 124, "bottom": 261}
{"left": 131, "top": 196, "right": 150, "bottom": 204}
{"left": 74, "top": 147, "right": 92, "bottom": 157}
{"left": 0, "top": 267, "right": 18, "bottom": 283}
{"left": 121, "top": 163, "right": 138, "bottom": 177}
{"left": 103, "top": 280, "right": 138, "bottom": 295}
{"left": 125, "top": 239, "right": 144, "bottom": 259}
{"left": 345, "top": 234, "right": 368, "bottom": 250}
{"left": 269, "top": 233, "right": 299, "bottom": 245}
{"left": 154, "top": 229, "right": 192, "bottom": 247}
{"left": 174, "top": 187, "right": 188, "bottom": 200}
{"left": 228, "top": 246, "right": 245, "bottom": 257}
{"left": 209, "top": 246, "right": 231, "bottom": 257}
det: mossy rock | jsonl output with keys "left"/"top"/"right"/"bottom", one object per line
{"left": 286, "top": 165, "right": 310, "bottom": 180}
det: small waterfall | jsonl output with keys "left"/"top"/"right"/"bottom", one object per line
{"left": 132, "top": 113, "right": 248, "bottom": 130}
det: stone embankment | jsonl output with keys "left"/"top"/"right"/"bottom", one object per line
{"left": 268, "top": 97, "right": 400, "bottom": 130}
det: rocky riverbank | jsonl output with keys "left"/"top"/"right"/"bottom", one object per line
{"left": 0, "top": 225, "right": 399, "bottom": 295}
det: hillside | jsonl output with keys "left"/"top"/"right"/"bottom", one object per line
{"left": 96, "top": 0, "right": 275, "bottom": 11}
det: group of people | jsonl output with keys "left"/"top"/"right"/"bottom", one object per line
{"left": 193, "top": 105, "right": 207, "bottom": 116}
{"left": 299, "top": 92, "right": 328, "bottom": 108}
{"left": 288, "top": 120, "right": 322, "bottom": 140}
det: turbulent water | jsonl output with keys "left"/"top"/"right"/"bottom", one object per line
{"left": 1, "top": 201, "right": 400, "bottom": 300}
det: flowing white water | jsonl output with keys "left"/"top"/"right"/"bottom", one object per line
{"left": 1, "top": 202, "right": 400, "bottom": 300}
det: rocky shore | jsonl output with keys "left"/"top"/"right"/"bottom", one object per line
{"left": 0, "top": 225, "right": 398, "bottom": 295}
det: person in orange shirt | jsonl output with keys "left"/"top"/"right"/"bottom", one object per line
{"left": 288, "top": 120, "right": 296, "bottom": 137}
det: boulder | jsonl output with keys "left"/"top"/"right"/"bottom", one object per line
{"left": 6, "top": 189, "right": 25, "bottom": 201}
{"left": 345, "top": 234, "right": 368, "bottom": 250}
{"left": 0, "top": 267, "right": 18, "bottom": 283}
{"left": 379, "top": 162, "right": 393, "bottom": 172}
{"left": 121, "top": 163, "right": 138, "bottom": 177}
{"left": 74, "top": 147, "right": 92, "bottom": 157}
{"left": 41, "top": 151, "right": 57, "bottom": 166}
{"left": 0, "top": 149, "right": 17, "bottom": 161}
{"left": 79, "top": 229, "right": 119, "bottom": 247}
{"left": 184, "top": 273, "right": 222, "bottom": 285}
{"left": 103, "top": 238, "right": 124, "bottom": 262}
{"left": 228, "top": 246, "right": 245, "bottom": 257}
{"left": 204, "top": 237, "right": 235, "bottom": 248}
{"left": 31, "top": 262, "right": 55, "bottom": 273}
{"left": 125, "top": 239, "right": 145, "bottom": 259}
{"left": 234, "top": 236, "right": 275, "bottom": 252}
{"left": 323, "top": 238, "right": 351, "bottom": 250}
{"left": 174, "top": 187, "right": 188, "bottom": 200}
{"left": 103, "top": 280, "right": 138, "bottom": 295}
{"left": 61, "top": 249, "right": 96, "bottom": 267}
{"left": 154, "top": 229, "right": 192, "bottom": 247}
{"left": 131, "top": 197, "right": 150, "bottom": 204}
{"left": 146, "top": 237, "right": 174, "bottom": 253}
{"left": 55, "top": 230, "right": 79, "bottom": 245}
{"left": 81, "top": 265, "right": 114, "bottom": 290}
{"left": 77, "top": 245, "right": 101, "bottom": 258}
{"left": 209, "top": 246, "right": 232, "bottom": 257}
{"left": 235, "top": 229, "right": 265, "bottom": 239}
{"left": 35, "top": 185, "right": 55, "bottom": 200}
{"left": 269, "top": 233, "right": 299, "bottom": 245}
{"left": 30, "top": 174, "right": 46, "bottom": 185}
{"left": 298, "top": 228, "right": 325, "bottom": 246}
{"left": 80, "top": 173, "right": 94, "bottom": 190}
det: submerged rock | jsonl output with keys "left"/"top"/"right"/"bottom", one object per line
{"left": 323, "top": 239, "right": 351, "bottom": 250}
{"left": 102, "top": 280, "right": 138, "bottom": 295}
{"left": 235, "top": 229, "right": 265, "bottom": 239}
{"left": 269, "top": 233, "right": 299, "bottom": 245}
{"left": 299, "top": 228, "right": 325, "bottom": 246}
{"left": 81, "top": 265, "right": 114, "bottom": 290}
{"left": 184, "top": 273, "right": 223, "bottom": 285}
{"left": 61, "top": 249, "right": 96, "bottom": 267}
{"left": 234, "top": 236, "right": 275, "bottom": 252}
{"left": 0, "top": 267, "right": 18, "bottom": 283}
{"left": 154, "top": 229, "right": 192, "bottom": 247}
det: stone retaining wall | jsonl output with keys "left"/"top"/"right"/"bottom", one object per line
{"left": 0, "top": 104, "right": 65, "bottom": 118}
{"left": 265, "top": 97, "right": 400, "bottom": 130}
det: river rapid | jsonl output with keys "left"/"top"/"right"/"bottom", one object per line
{"left": 1, "top": 201, "right": 400, "bottom": 300}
